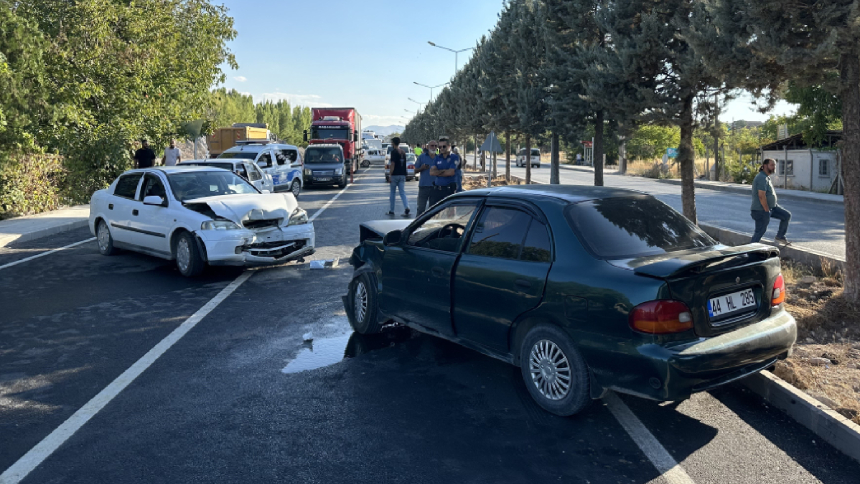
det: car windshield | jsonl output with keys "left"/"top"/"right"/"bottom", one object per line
{"left": 217, "top": 152, "right": 257, "bottom": 160}
{"left": 565, "top": 196, "right": 715, "bottom": 259}
{"left": 305, "top": 148, "right": 343, "bottom": 163}
{"left": 182, "top": 162, "right": 234, "bottom": 171}
{"left": 168, "top": 171, "right": 259, "bottom": 202}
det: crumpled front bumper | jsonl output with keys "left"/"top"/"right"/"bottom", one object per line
{"left": 196, "top": 223, "right": 315, "bottom": 266}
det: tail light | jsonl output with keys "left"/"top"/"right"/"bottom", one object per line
{"left": 772, "top": 274, "right": 785, "bottom": 306}
{"left": 408, "top": 164, "right": 415, "bottom": 169}
{"left": 629, "top": 300, "right": 694, "bottom": 334}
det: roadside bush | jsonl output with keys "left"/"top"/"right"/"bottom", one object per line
{"left": 0, "top": 151, "right": 66, "bottom": 219}
{"left": 725, "top": 159, "right": 756, "bottom": 184}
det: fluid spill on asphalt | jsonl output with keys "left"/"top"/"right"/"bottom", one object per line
{"left": 281, "top": 326, "right": 414, "bottom": 374}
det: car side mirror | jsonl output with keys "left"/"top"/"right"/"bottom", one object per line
{"left": 383, "top": 230, "right": 402, "bottom": 246}
{"left": 143, "top": 195, "right": 165, "bottom": 206}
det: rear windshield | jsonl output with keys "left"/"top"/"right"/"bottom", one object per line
{"left": 218, "top": 152, "right": 256, "bottom": 160}
{"left": 565, "top": 197, "right": 715, "bottom": 259}
{"left": 305, "top": 148, "right": 343, "bottom": 163}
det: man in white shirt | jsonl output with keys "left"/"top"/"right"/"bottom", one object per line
{"left": 163, "top": 139, "right": 181, "bottom": 166}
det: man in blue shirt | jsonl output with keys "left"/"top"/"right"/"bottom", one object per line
{"left": 415, "top": 140, "right": 438, "bottom": 214}
{"left": 429, "top": 137, "right": 458, "bottom": 206}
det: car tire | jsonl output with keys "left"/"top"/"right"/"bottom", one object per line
{"left": 348, "top": 272, "right": 382, "bottom": 334}
{"left": 174, "top": 231, "right": 205, "bottom": 277}
{"left": 520, "top": 324, "right": 591, "bottom": 416}
{"left": 338, "top": 177, "right": 348, "bottom": 189}
{"left": 290, "top": 180, "right": 301, "bottom": 199}
{"left": 96, "top": 219, "right": 119, "bottom": 256}
{"left": 361, "top": 160, "right": 371, "bottom": 168}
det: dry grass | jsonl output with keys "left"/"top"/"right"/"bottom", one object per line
{"left": 626, "top": 158, "right": 709, "bottom": 179}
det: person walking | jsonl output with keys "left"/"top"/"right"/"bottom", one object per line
{"left": 750, "top": 158, "right": 792, "bottom": 245}
{"left": 134, "top": 140, "right": 156, "bottom": 169}
{"left": 163, "top": 139, "right": 181, "bottom": 166}
{"left": 415, "top": 140, "right": 438, "bottom": 214}
{"left": 429, "top": 137, "right": 458, "bottom": 206}
{"left": 452, "top": 146, "right": 464, "bottom": 192}
{"left": 387, "top": 137, "right": 410, "bottom": 216}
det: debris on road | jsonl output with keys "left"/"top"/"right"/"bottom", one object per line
{"left": 310, "top": 258, "right": 339, "bottom": 269}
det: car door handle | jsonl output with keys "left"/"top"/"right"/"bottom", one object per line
{"left": 431, "top": 267, "right": 445, "bottom": 277}
{"left": 515, "top": 279, "right": 532, "bottom": 289}
{"left": 132, "top": 209, "right": 139, "bottom": 216}
{"left": 108, "top": 204, "right": 113, "bottom": 210}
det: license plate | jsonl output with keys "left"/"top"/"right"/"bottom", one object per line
{"left": 708, "top": 288, "right": 756, "bottom": 319}
{"left": 316, "top": 177, "right": 331, "bottom": 182}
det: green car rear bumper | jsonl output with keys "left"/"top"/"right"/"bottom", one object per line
{"left": 604, "top": 309, "right": 796, "bottom": 401}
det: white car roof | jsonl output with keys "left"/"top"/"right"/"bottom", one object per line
{"left": 127, "top": 166, "right": 226, "bottom": 175}
{"left": 307, "top": 144, "right": 343, "bottom": 150}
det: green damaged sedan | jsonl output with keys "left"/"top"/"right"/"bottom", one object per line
{"left": 343, "top": 185, "right": 796, "bottom": 416}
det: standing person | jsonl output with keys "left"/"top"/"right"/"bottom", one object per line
{"left": 452, "top": 146, "right": 464, "bottom": 192}
{"left": 576, "top": 153, "right": 583, "bottom": 165}
{"left": 387, "top": 137, "right": 410, "bottom": 216}
{"left": 750, "top": 158, "right": 792, "bottom": 245}
{"left": 414, "top": 143, "right": 423, "bottom": 158}
{"left": 134, "top": 140, "right": 156, "bottom": 169}
{"left": 415, "top": 140, "right": 438, "bottom": 214}
{"left": 429, "top": 137, "right": 458, "bottom": 206}
{"left": 163, "top": 139, "right": 181, "bottom": 166}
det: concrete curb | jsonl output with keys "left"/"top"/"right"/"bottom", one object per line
{"left": 0, "top": 205, "right": 90, "bottom": 248}
{"left": 698, "top": 223, "right": 844, "bottom": 273}
{"left": 654, "top": 177, "right": 844, "bottom": 206}
{"left": 740, "top": 371, "right": 860, "bottom": 464}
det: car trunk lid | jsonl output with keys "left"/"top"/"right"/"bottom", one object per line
{"left": 610, "top": 244, "right": 782, "bottom": 336}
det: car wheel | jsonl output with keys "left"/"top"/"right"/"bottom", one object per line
{"left": 96, "top": 219, "right": 118, "bottom": 256}
{"left": 361, "top": 160, "right": 371, "bottom": 168}
{"left": 348, "top": 272, "right": 381, "bottom": 334}
{"left": 174, "top": 231, "right": 205, "bottom": 277}
{"left": 290, "top": 180, "right": 301, "bottom": 199}
{"left": 520, "top": 324, "right": 591, "bottom": 416}
{"left": 338, "top": 177, "right": 348, "bottom": 189}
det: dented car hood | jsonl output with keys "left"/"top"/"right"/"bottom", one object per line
{"left": 184, "top": 193, "right": 298, "bottom": 225}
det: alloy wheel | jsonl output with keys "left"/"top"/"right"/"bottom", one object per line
{"left": 176, "top": 237, "right": 191, "bottom": 272}
{"left": 97, "top": 222, "right": 110, "bottom": 251}
{"left": 291, "top": 181, "right": 300, "bottom": 198}
{"left": 354, "top": 280, "right": 368, "bottom": 323}
{"left": 529, "top": 339, "right": 572, "bottom": 401}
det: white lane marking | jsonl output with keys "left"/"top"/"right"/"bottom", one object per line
{"left": 0, "top": 271, "right": 254, "bottom": 484}
{"left": 0, "top": 237, "right": 96, "bottom": 271}
{"left": 605, "top": 392, "right": 696, "bottom": 484}
{"left": 308, "top": 168, "right": 367, "bottom": 222}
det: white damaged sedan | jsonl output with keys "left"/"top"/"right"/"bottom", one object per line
{"left": 89, "top": 166, "right": 315, "bottom": 276}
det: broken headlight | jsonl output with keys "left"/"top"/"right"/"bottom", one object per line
{"left": 289, "top": 208, "right": 309, "bottom": 226}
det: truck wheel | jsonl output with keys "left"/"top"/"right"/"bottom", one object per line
{"left": 174, "top": 231, "right": 205, "bottom": 277}
{"left": 348, "top": 273, "right": 381, "bottom": 334}
{"left": 520, "top": 324, "right": 591, "bottom": 416}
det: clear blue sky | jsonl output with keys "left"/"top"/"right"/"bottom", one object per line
{"left": 215, "top": 0, "right": 795, "bottom": 129}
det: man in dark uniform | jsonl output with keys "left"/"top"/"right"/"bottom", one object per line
{"left": 134, "top": 140, "right": 156, "bottom": 169}
{"left": 429, "top": 137, "right": 458, "bottom": 206}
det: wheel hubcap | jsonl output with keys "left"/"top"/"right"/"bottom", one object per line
{"left": 97, "top": 223, "right": 110, "bottom": 251}
{"left": 354, "top": 281, "right": 367, "bottom": 323}
{"left": 176, "top": 238, "right": 190, "bottom": 272}
{"left": 529, "top": 340, "right": 572, "bottom": 401}
{"left": 292, "top": 182, "right": 300, "bottom": 197}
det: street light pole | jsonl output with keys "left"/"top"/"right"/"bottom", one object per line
{"left": 407, "top": 98, "right": 423, "bottom": 116}
{"left": 427, "top": 41, "right": 474, "bottom": 75}
{"left": 413, "top": 81, "right": 449, "bottom": 102}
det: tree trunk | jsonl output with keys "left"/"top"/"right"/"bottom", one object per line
{"left": 840, "top": 52, "right": 860, "bottom": 302}
{"left": 551, "top": 131, "right": 560, "bottom": 184}
{"left": 679, "top": 95, "right": 698, "bottom": 224}
{"left": 713, "top": 93, "right": 721, "bottom": 181}
{"left": 525, "top": 134, "right": 532, "bottom": 184}
{"left": 594, "top": 110, "right": 604, "bottom": 186}
{"left": 505, "top": 131, "right": 511, "bottom": 182}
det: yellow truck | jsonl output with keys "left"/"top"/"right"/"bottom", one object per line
{"left": 207, "top": 124, "right": 270, "bottom": 157}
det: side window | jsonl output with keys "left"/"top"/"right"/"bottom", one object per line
{"left": 407, "top": 202, "right": 480, "bottom": 253}
{"left": 114, "top": 173, "right": 143, "bottom": 199}
{"left": 138, "top": 174, "right": 167, "bottom": 201}
{"left": 257, "top": 152, "right": 273, "bottom": 168}
{"left": 279, "top": 149, "right": 298, "bottom": 164}
{"left": 237, "top": 164, "right": 249, "bottom": 180}
{"left": 819, "top": 159, "right": 829, "bottom": 176}
{"left": 468, "top": 207, "right": 531, "bottom": 260}
{"left": 521, "top": 220, "right": 552, "bottom": 263}
{"left": 247, "top": 164, "right": 262, "bottom": 181}
{"left": 275, "top": 151, "right": 289, "bottom": 166}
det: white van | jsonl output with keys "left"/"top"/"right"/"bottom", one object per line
{"left": 218, "top": 142, "right": 304, "bottom": 198}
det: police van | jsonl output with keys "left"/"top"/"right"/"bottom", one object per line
{"left": 218, "top": 142, "right": 304, "bottom": 198}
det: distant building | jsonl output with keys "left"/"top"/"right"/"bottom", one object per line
{"left": 759, "top": 130, "right": 841, "bottom": 193}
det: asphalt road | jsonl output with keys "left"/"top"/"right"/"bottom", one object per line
{"left": 464, "top": 155, "right": 845, "bottom": 259}
{"left": 2, "top": 166, "right": 859, "bottom": 483}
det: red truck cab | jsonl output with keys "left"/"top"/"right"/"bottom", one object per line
{"left": 304, "top": 108, "right": 362, "bottom": 180}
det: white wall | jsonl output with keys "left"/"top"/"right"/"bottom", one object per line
{"left": 762, "top": 149, "right": 837, "bottom": 192}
